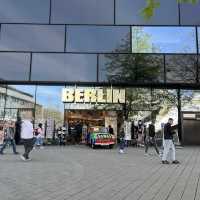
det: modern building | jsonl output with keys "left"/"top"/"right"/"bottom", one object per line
{"left": 0, "top": 0, "right": 200, "bottom": 144}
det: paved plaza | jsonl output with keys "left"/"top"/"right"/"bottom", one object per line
{"left": 0, "top": 145, "right": 200, "bottom": 200}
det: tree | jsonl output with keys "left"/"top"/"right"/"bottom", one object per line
{"left": 142, "top": 0, "right": 198, "bottom": 20}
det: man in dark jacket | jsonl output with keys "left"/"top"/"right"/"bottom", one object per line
{"left": 162, "top": 118, "right": 180, "bottom": 164}
{"left": 144, "top": 121, "right": 159, "bottom": 155}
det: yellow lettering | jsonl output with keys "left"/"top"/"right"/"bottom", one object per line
{"left": 97, "top": 89, "right": 106, "bottom": 103}
{"left": 113, "top": 89, "right": 125, "bottom": 103}
{"left": 84, "top": 89, "right": 97, "bottom": 103}
{"left": 106, "top": 89, "right": 112, "bottom": 103}
{"left": 75, "top": 89, "right": 84, "bottom": 103}
{"left": 62, "top": 88, "right": 74, "bottom": 102}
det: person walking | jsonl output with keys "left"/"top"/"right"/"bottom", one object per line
{"left": 162, "top": 118, "right": 180, "bottom": 164}
{"left": 20, "top": 119, "right": 35, "bottom": 161}
{"left": 0, "top": 122, "right": 19, "bottom": 155}
{"left": 144, "top": 121, "right": 159, "bottom": 156}
{"left": 136, "top": 120, "right": 144, "bottom": 147}
{"left": 35, "top": 123, "right": 44, "bottom": 149}
{"left": 108, "top": 125, "right": 114, "bottom": 135}
{"left": 0, "top": 126, "right": 4, "bottom": 148}
{"left": 119, "top": 125, "right": 125, "bottom": 154}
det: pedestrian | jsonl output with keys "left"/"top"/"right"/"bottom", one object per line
{"left": 136, "top": 120, "right": 144, "bottom": 147}
{"left": 34, "top": 123, "right": 44, "bottom": 149}
{"left": 0, "top": 122, "right": 19, "bottom": 155}
{"left": 108, "top": 125, "right": 114, "bottom": 135}
{"left": 20, "top": 118, "right": 35, "bottom": 161}
{"left": 162, "top": 118, "right": 180, "bottom": 164}
{"left": 0, "top": 126, "right": 4, "bottom": 148}
{"left": 119, "top": 125, "right": 125, "bottom": 154}
{"left": 144, "top": 121, "right": 159, "bottom": 156}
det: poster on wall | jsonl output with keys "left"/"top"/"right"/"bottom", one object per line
{"left": 124, "top": 121, "right": 132, "bottom": 141}
{"left": 46, "top": 118, "right": 54, "bottom": 139}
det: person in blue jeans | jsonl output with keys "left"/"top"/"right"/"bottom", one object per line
{"left": 0, "top": 123, "right": 19, "bottom": 155}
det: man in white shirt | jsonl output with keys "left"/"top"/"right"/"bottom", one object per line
{"left": 20, "top": 119, "right": 35, "bottom": 161}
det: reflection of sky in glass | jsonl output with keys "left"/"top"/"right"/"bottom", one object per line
{"left": 132, "top": 27, "right": 196, "bottom": 53}
{"left": 14, "top": 85, "right": 36, "bottom": 97}
{"left": 36, "top": 86, "right": 64, "bottom": 112}
{"left": 13, "top": 85, "right": 64, "bottom": 112}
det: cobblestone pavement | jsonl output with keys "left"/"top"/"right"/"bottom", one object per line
{"left": 0, "top": 145, "right": 200, "bottom": 200}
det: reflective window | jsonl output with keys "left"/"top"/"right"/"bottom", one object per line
{"left": 0, "top": 53, "right": 30, "bottom": 81}
{"left": 67, "top": 26, "right": 130, "bottom": 53}
{"left": 0, "top": 25, "right": 65, "bottom": 52}
{"left": 181, "top": 90, "right": 200, "bottom": 111}
{"left": 0, "top": 0, "right": 49, "bottom": 23}
{"left": 166, "top": 55, "right": 197, "bottom": 83}
{"left": 31, "top": 53, "right": 97, "bottom": 82}
{"left": 99, "top": 54, "right": 164, "bottom": 83}
{"left": 132, "top": 27, "right": 197, "bottom": 53}
{"left": 136, "top": 55, "right": 164, "bottom": 83}
{"left": 116, "top": 0, "right": 179, "bottom": 25}
{"left": 152, "top": 89, "right": 178, "bottom": 127}
{"left": 198, "top": 28, "right": 200, "bottom": 55}
{"left": 180, "top": 2, "right": 200, "bottom": 25}
{"left": 36, "top": 86, "right": 64, "bottom": 138}
{"left": 51, "top": 0, "right": 114, "bottom": 24}
{"left": 126, "top": 88, "right": 151, "bottom": 110}
{"left": 6, "top": 85, "right": 36, "bottom": 109}
{"left": 0, "top": 85, "right": 6, "bottom": 108}
{"left": 99, "top": 54, "right": 137, "bottom": 82}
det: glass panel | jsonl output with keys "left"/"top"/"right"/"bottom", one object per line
{"left": 0, "top": 0, "right": 49, "bottom": 23}
{"left": 31, "top": 53, "right": 97, "bottom": 82}
{"left": 0, "top": 53, "right": 30, "bottom": 81}
{"left": 0, "top": 85, "right": 6, "bottom": 108}
{"left": 136, "top": 55, "right": 164, "bottom": 83}
{"left": 5, "top": 85, "right": 36, "bottom": 109}
{"left": 116, "top": 0, "right": 179, "bottom": 25}
{"left": 99, "top": 54, "right": 137, "bottom": 82}
{"left": 0, "top": 24, "right": 65, "bottom": 52}
{"left": 51, "top": 0, "right": 114, "bottom": 24}
{"left": 132, "top": 27, "right": 197, "bottom": 53}
{"left": 180, "top": 2, "right": 200, "bottom": 25}
{"left": 36, "top": 86, "right": 64, "bottom": 139}
{"left": 198, "top": 28, "right": 200, "bottom": 56}
{"left": 152, "top": 89, "right": 178, "bottom": 132}
{"left": 166, "top": 55, "right": 197, "bottom": 83}
{"left": 99, "top": 54, "right": 164, "bottom": 83}
{"left": 0, "top": 109, "right": 4, "bottom": 121}
{"left": 126, "top": 88, "right": 151, "bottom": 110}
{"left": 67, "top": 26, "right": 130, "bottom": 53}
{"left": 181, "top": 90, "right": 200, "bottom": 111}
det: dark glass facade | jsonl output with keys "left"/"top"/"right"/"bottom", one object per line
{"left": 0, "top": 0, "right": 200, "bottom": 144}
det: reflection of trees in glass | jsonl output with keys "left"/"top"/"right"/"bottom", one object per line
{"left": 102, "top": 28, "right": 163, "bottom": 83}
{"left": 181, "top": 90, "right": 200, "bottom": 111}
{"left": 166, "top": 55, "right": 197, "bottom": 83}
{"left": 132, "top": 27, "right": 160, "bottom": 53}
{"left": 142, "top": 0, "right": 198, "bottom": 20}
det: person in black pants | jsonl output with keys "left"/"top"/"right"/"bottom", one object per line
{"left": 144, "top": 121, "right": 159, "bottom": 156}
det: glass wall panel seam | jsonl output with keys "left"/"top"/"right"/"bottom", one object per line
{"left": 97, "top": 54, "right": 99, "bottom": 82}
{"left": 29, "top": 53, "right": 32, "bottom": 81}
{"left": 49, "top": 0, "right": 52, "bottom": 24}
{"left": 178, "top": 3, "right": 181, "bottom": 26}
{"left": 196, "top": 27, "right": 199, "bottom": 55}
{"left": 164, "top": 55, "right": 166, "bottom": 83}
{"left": 114, "top": 0, "right": 116, "bottom": 25}
{"left": 64, "top": 25, "right": 67, "bottom": 52}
